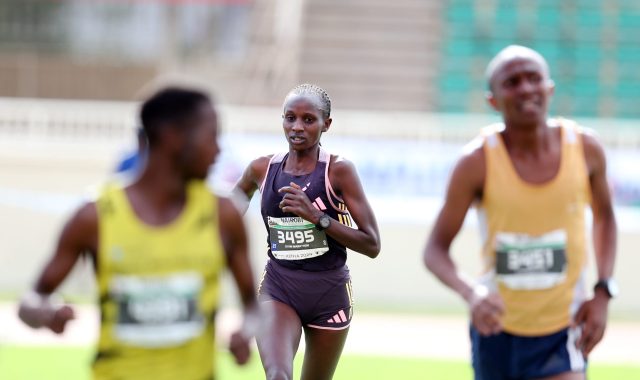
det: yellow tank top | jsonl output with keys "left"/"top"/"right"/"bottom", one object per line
{"left": 93, "top": 180, "right": 226, "bottom": 380}
{"left": 477, "top": 119, "right": 590, "bottom": 336}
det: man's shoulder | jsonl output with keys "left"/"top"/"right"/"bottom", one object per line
{"left": 551, "top": 117, "right": 592, "bottom": 135}
{"left": 462, "top": 124, "right": 496, "bottom": 160}
{"left": 552, "top": 117, "right": 603, "bottom": 149}
{"left": 453, "top": 135, "right": 487, "bottom": 187}
{"left": 471, "top": 122, "right": 504, "bottom": 151}
{"left": 480, "top": 122, "right": 505, "bottom": 136}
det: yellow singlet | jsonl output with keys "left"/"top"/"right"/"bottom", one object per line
{"left": 93, "top": 180, "right": 226, "bottom": 380}
{"left": 477, "top": 119, "right": 591, "bottom": 336}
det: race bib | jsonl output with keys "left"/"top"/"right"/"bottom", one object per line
{"left": 110, "top": 272, "right": 205, "bottom": 347}
{"left": 268, "top": 216, "right": 329, "bottom": 260}
{"left": 495, "top": 229, "right": 567, "bottom": 290}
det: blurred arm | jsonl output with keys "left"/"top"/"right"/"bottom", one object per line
{"left": 423, "top": 151, "right": 482, "bottom": 303}
{"left": 423, "top": 146, "right": 504, "bottom": 336}
{"left": 18, "top": 202, "right": 98, "bottom": 333}
{"left": 218, "top": 196, "right": 259, "bottom": 365}
{"left": 583, "top": 134, "right": 617, "bottom": 285}
{"left": 574, "top": 133, "right": 617, "bottom": 355}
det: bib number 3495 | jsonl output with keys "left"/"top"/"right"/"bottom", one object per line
{"left": 276, "top": 229, "right": 314, "bottom": 244}
{"left": 268, "top": 216, "right": 329, "bottom": 260}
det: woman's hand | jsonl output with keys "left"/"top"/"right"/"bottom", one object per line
{"left": 278, "top": 182, "right": 323, "bottom": 224}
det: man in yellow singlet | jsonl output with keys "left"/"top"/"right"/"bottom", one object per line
{"left": 18, "top": 87, "right": 259, "bottom": 380}
{"left": 423, "top": 45, "right": 617, "bottom": 380}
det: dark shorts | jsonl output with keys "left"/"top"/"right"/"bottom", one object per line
{"left": 470, "top": 325, "right": 587, "bottom": 380}
{"left": 258, "top": 259, "right": 353, "bottom": 330}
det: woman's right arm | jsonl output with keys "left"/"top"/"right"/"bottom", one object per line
{"left": 232, "top": 156, "right": 271, "bottom": 214}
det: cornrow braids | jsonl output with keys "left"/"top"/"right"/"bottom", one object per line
{"left": 288, "top": 83, "right": 332, "bottom": 119}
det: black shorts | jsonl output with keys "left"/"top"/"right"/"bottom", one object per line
{"left": 258, "top": 259, "right": 353, "bottom": 330}
{"left": 470, "top": 325, "right": 587, "bottom": 379}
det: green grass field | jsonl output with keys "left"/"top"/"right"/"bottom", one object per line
{"left": 1, "top": 345, "right": 639, "bottom": 380}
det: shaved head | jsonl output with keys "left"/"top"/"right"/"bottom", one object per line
{"left": 486, "top": 45, "right": 550, "bottom": 91}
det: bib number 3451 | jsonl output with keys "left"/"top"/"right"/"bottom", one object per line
{"left": 494, "top": 229, "right": 568, "bottom": 290}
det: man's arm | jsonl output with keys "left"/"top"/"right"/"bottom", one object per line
{"left": 218, "top": 196, "right": 259, "bottom": 365}
{"left": 584, "top": 133, "right": 617, "bottom": 284}
{"left": 18, "top": 202, "right": 98, "bottom": 333}
{"left": 423, "top": 144, "right": 504, "bottom": 336}
{"left": 574, "top": 132, "right": 617, "bottom": 355}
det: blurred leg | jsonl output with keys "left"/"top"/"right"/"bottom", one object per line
{"left": 256, "top": 300, "right": 303, "bottom": 380}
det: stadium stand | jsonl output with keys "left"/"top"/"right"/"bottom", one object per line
{"left": 438, "top": 0, "right": 640, "bottom": 118}
{"left": 0, "top": 0, "right": 637, "bottom": 118}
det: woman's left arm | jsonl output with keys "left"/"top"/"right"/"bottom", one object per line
{"left": 325, "top": 158, "right": 381, "bottom": 258}
{"left": 278, "top": 157, "right": 380, "bottom": 258}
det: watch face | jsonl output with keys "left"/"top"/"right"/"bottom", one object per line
{"left": 596, "top": 279, "right": 619, "bottom": 298}
{"left": 607, "top": 280, "right": 619, "bottom": 298}
{"left": 319, "top": 215, "right": 331, "bottom": 228}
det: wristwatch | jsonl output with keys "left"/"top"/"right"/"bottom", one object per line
{"left": 315, "top": 214, "right": 331, "bottom": 231}
{"left": 594, "top": 278, "right": 619, "bottom": 299}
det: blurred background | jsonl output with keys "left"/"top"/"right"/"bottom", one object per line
{"left": 1, "top": 0, "right": 639, "bottom": 378}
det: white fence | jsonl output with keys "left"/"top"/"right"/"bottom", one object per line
{"left": 2, "top": 97, "right": 639, "bottom": 146}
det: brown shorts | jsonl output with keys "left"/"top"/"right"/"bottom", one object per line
{"left": 258, "top": 260, "right": 353, "bottom": 330}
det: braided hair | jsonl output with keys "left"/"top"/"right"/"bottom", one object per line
{"left": 286, "top": 83, "right": 332, "bottom": 119}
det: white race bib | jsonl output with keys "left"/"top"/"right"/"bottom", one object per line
{"left": 268, "top": 216, "right": 329, "bottom": 260}
{"left": 494, "top": 229, "right": 568, "bottom": 290}
{"left": 110, "top": 272, "right": 205, "bottom": 348}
